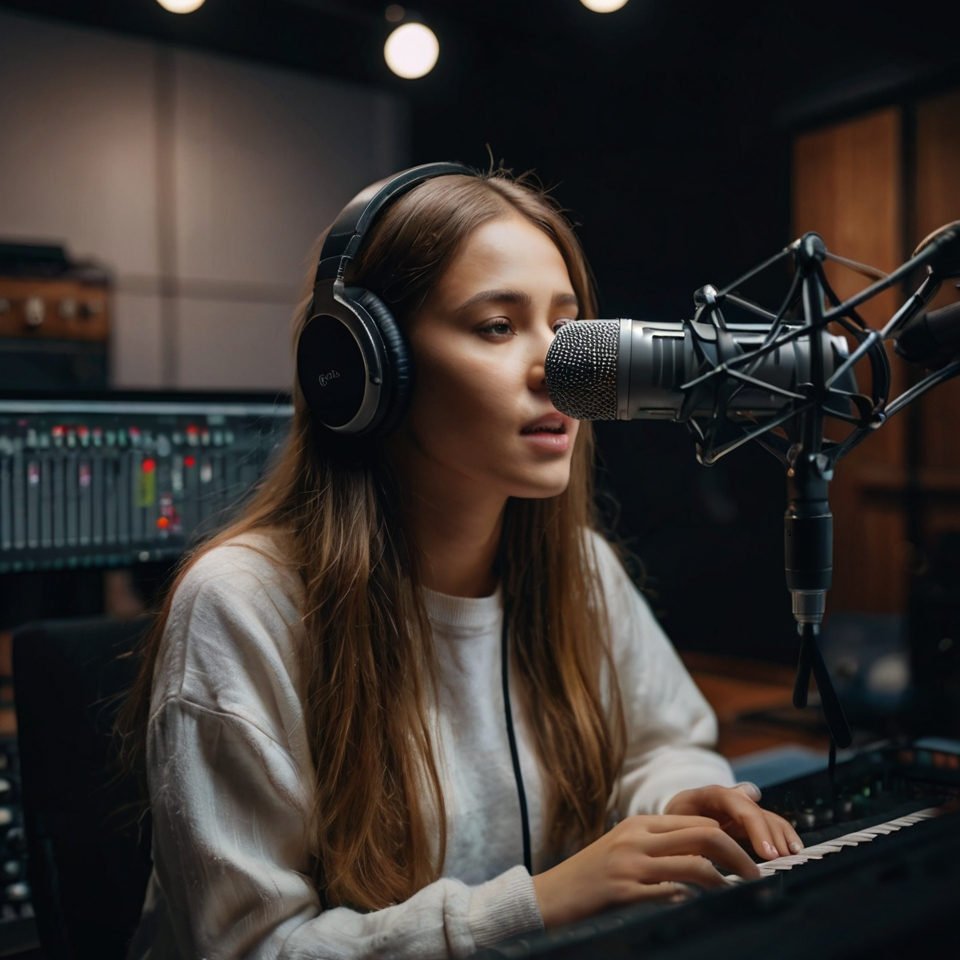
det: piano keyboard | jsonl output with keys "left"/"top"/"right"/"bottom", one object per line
{"left": 726, "top": 805, "right": 948, "bottom": 882}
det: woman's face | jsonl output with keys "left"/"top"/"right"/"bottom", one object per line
{"left": 392, "top": 212, "right": 581, "bottom": 501}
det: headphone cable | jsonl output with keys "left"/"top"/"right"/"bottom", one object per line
{"left": 500, "top": 602, "right": 532, "bottom": 875}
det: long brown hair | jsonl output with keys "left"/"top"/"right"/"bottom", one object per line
{"left": 117, "top": 169, "right": 625, "bottom": 911}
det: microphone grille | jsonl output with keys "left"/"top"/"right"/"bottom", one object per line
{"left": 545, "top": 320, "right": 619, "bottom": 420}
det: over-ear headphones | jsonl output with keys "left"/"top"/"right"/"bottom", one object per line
{"left": 297, "top": 162, "right": 474, "bottom": 438}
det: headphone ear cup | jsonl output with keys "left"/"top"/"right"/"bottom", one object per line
{"left": 352, "top": 288, "right": 414, "bottom": 437}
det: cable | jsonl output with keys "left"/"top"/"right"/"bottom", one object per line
{"left": 500, "top": 604, "right": 532, "bottom": 875}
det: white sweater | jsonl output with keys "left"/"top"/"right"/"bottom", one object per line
{"left": 127, "top": 530, "right": 734, "bottom": 960}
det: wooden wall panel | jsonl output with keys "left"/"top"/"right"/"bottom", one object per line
{"left": 916, "top": 90, "right": 960, "bottom": 474}
{"left": 793, "top": 108, "right": 906, "bottom": 614}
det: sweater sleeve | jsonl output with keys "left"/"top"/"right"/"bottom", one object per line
{"left": 144, "top": 540, "right": 543, "bottom": 960}
{"left": 147, "top": 699, "right": 542, "bottom": 960}
{"left": 589, "top": 535, "right": 736, "bottom": 818}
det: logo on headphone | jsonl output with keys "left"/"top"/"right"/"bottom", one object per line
{"left": 318, "top": 370, "right": 340, "bottom": 387}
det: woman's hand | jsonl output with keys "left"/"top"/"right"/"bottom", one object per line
{"left": 663, "top": 783, "right": 803, "bottom": 861}
{"left": 531, "top": 813, "right": 761, "bottom": 929}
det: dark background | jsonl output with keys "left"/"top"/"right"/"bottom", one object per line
{"left": 5, "top": 0, "right": 960, "bottom": 662}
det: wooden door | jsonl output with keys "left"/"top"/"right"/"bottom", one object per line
{"left": 791, "top": 91, "right": 960, "bottom": 615}
{"left": 793, "top": 107, "right": 907, "bottom": 614}
{"left": 915, "top": 91, "right": 960, "bottom": 549}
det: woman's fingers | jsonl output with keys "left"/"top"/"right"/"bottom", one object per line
{"left": 733, "top": 803, "right": 804, "bottom": 858}
{"left": 640, "top": 826, "right": 761, "bottom": 879}
{"left": 633, "top": 854, "right": 733, "bottom": 891}
{"left": 705, "top": 790, "right": 797, "bottom": 859}
{"left": 638, "top": 814, "right": 721, "bottom": 834}
{"left": 735, "top": 781, "right": 762, "bottom": 802}
{"left": 618, "top": 881, "right": 689, "bottom": 904}
{"left": 767, "top": 810, "right": 804, "bottom": 855}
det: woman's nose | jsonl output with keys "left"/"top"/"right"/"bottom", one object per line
{"left": 528, "top": 329, "right": 554, "bottom": 392}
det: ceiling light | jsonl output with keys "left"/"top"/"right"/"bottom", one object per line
{"left": 156, "top": 0, "right": 206, "bottom": 12}
{"left": 580, "top": 0, "right": 629, "bottom": 11}
{"left": 384, "top": 22, "right": 439, "bottom": 80}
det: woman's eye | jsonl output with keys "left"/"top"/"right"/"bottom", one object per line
{"left": 480, "top": 320, "right": 514, "bottom": 338}
{"left": 552, "top": 318, "right": 576, "bottom": 333}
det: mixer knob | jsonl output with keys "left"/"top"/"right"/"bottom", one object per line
{"left": 5, "top": 827, "right": 26, "bottom": 854}
{"left": 58, "top": 297, "right": 79, "bottom": 320}
{"left": 815, "top": 806, "right": 834, "bottom": 826}
{"left": 23, "top": 296, "right": 45, "bottom": 327}
{"left": 2, "top": 860, "right": 20, "bottom": 880}
{"left": 5, "top": 881, "right": 30, "bottom": 901}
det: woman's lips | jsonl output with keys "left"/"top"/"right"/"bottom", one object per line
{"left": 520, "top": 417, "right": 571, "bottom": 452}
{"left": 521, "top": 431, "right": 571, "bottom": 452}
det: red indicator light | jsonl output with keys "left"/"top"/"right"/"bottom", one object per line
{"left": 51, "top": 426, "right": 65, "bottom": 437}
{"left": 142, "top": 458, "right": 156, "bottom": 473}
{"left": 184, "top": 456, "right": 196, "bottom": 468}
{"left": 156, "top": 516, "right": 170, "bottom": 530}
{"left": 186, "top": 425, "right": 199, "bottom": 435}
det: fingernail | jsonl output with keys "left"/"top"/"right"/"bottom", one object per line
{"left": 762, "top": 841, "right": 777, "bottom": 858}
{"left": 789, "top": 841, "right": 803, "bottom": 854}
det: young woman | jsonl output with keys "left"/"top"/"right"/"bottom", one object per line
{"left": 120, "top": 167, "right": 801, "bottom": 960}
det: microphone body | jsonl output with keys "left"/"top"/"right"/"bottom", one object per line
{"left": 546, "top": 318, "right": 855, "bottom": 422}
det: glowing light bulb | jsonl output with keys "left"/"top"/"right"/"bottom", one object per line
{"left": 580, "top": 0, "right": 629, "bottom": 11}
{"left": 156, "top": 0, "right": 206, "bottom": 13}
{"left": 384, "top": 22, "right": 439, "bottom": 79}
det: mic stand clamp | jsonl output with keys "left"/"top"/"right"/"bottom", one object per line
{"left": 784, "top": 450, "right": 852, "bottom": 748}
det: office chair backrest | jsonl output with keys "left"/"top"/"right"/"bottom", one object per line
{"left": 13, "top": 615, "right": 154, "bottom": 960}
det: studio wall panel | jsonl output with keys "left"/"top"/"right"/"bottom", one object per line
{"left": 110, "top": 292, "right": 164, "bottom": 389}
{"left": 175, "top": 297, "right": 295, "bottom": 390}
{"left": 0, "top": 10, "right": 160, "bottom": 277}
{"left": 0, "top": 9, "right": 409, "bottom": 390}
{"left": 171, "top": 49, "right": 408, "bottom": 290}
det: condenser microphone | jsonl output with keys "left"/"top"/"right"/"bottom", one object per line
{"left": 545, "top": 318, "right": 855, "bottom": 422}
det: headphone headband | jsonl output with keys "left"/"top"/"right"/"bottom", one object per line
{"left": 315, "top": 161, "right": 474, "bottom": 283}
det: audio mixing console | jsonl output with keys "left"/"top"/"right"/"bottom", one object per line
{"left": 0, "top": 395, "right": 293, "bottom": 573}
